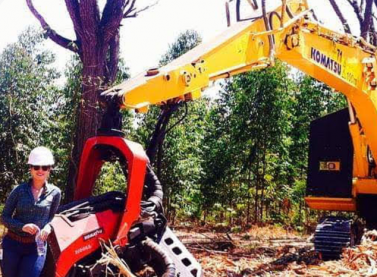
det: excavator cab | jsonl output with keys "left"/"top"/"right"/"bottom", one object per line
{"left": 305, "top": 109, "right": 356, "bottom": 258}
{"left": 306, "top": 109, "right": 354, "bottom": 209}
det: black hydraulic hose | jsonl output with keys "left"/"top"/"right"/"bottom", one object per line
{"left": 144, "top": 163, "right": 164, "bottom": 212}
{"left": 142, "top": 238, "right": 176, "bottom": 277}
{"left": 164, "top": 102, "right": 188, "bottom": 135}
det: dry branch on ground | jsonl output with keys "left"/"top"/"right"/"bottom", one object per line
{"left": 176, "top": 225, "right": 377, "bottom": 277}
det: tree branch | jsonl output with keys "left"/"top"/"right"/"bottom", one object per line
{"left": 107, "top": 31, "right": 120, "bottom": 84}
{"left": 346, "top": 0, "right": 364, "bottom": 26}
{"left": 329, "top": 0, "right": 352, "bottom": 34}
{"left": 123, "top": 0, "right": 136, "bottom": 18}
{"left": 361, "top": 0, "right": 374, "bottom": 39}
{"left": 79, "top": 0, "right": 100, "bottom": 42}
{"left": 64, "top": 0, "right": 83, "bottom": 38}
{"left": 102, "top": 0, "right": 121, "bottom": 25}
{"left": 372, "top": 11, "right": 377, "bottom": 21}
{"left": 26, "top": 0, "right": 78, "bottom": 52}
{"left": 369, "top": 14, "right": 377, "bottom": 45}
{"left": 101, "top": 0, "right": 127, "bottom": 44}
{"left": 94, "top": 1, "right": 101, "bottom": 25}
{"left": 124, "top": 0, "right": 159, "bottom": 18}
{"left": 146, "top": 102, "right": 182, "bottom": 163}
{"left": 370, "top": 0, "right": 377, "bottom": 42}
{"left": 101, "top": 0, "right": 159, "bottom": 48}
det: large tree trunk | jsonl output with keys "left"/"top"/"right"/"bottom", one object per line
{"left": 65, "top": 48, "right": 106, "bottom": 202}
{"left": 361, "top": 0, "right": 374, "bottom": 39}
{"left": 254, "top": 172, "right": 260, "bottom": 224}
{"left": 25, "top": 0, "right": 155, "bottom": 202}
{"left": 146, "top": 103, "right": 182, "bottom": 164}
{"left": 246, "top": 170, "right": 252, "bottom": 225}
{"left": 260, "top": 153, "right": 267, "bottom": 222}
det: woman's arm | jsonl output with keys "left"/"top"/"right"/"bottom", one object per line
{"left": 1, "top": 186, "right": 25, "bottom": 232}
{"left": 42, "top": 188, "right": 61, "bottom": 235}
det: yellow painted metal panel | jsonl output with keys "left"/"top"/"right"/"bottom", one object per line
{"left": 305, "top": 197, "right": 356, "bottom": 211}
{"left": 354, "top": 179, "right": 377, "bottom": 194}
{"left": 349, "top": 123, "right": 369, "bottom": 177}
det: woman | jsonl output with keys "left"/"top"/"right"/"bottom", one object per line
{"left": 1, "top": 146, "right": 61, "bottom": 277}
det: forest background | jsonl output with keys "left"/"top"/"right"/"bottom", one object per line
{"left": 0, "top": 24, "right": 347, "bottom": 231}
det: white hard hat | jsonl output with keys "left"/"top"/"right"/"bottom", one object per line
{"left": 28, "top": 147, "right": 55, "bottom": 166}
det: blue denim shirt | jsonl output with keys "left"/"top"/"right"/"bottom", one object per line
{"left": 1, "top": 181, "right": 61, "bottom": 237}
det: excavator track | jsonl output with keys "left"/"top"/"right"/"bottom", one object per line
{"left": 314, "top": 217, "right": 353, "bottom": 259}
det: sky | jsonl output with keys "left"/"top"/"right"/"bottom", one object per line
{"left": 0, "top": 0, "right": 357, "bottom": 78}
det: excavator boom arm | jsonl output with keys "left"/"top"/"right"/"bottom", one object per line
{"left": 103, "top": 0, "right": 377, "bottom": 177}
{"left": 103, "top": 0, "right": 305, "bottom": 111}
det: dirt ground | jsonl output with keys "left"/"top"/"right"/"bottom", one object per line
{"left": 175, "top": 225, "right": 377, "bottom": 277}
{"left": 176, "top": 226, "right": 316, "bottom": 277}
{"left": 1, "top": 225, "right": 377, "bottom": 276}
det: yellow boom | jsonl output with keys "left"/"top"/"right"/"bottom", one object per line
{"left": 103, "top": 0, "right": 377, "bottom": 211}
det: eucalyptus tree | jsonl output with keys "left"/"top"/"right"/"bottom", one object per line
{"left": 60, "top": 55, "right": 131, "bottom": 201}
{"left": 26, "top": 0, "right": 157, "bottom": 200}
{"left": 200, "top": 62, "right": 294, "bottom": 225}
{"left": 0, "top": 28, "right": 62, "bottom": 202}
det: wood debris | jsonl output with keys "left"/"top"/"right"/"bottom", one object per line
{"left": 96, "top": 240, "right": 136, "bottom": 277}
{"left": 341, "top": 230, "right": 377, "bottom": 276}
{"left": 176, "top": 226, "right": 377, "bottom": 277}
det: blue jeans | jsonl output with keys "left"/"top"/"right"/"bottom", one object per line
{"left": 1, "top": 235, "right": 47, "bottom": 277}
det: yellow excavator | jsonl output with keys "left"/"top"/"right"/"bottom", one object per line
{"left": 100, "top": 0, "right": 377, "bottom": 261}
{"left": 40, "top": 1, "right": 377, "bottom": 275}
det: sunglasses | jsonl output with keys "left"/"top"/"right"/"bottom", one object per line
{"left": 30, "top": 165, "right": 51, "bottom": 171}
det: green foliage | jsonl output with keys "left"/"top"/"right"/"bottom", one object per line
{"left": 93, "top": 162, "right": 127, "bottom": 195}
{"left": 136, "top": 29, "right": 347, "bottom": 227}
{"left": 135, "top": 30, "right": 204, "bottom": 222}
{"left": 199, "top": 62, "right": 295, "bottom": 225}
{"left": 135, "top": 100, "right": 209, "bottom": 221}
{"left": 0, "top": 26, "right": 349, "bottom": 230}
{"left": 159, "top": 30, "right": 202, "bottom": 66}
{"left": 159, "top": 100, "right": 208, "bottom": 221}
{"left": 194, "top": 62, "right": 347, "bottom": 227}
{"left": 0, "top": 27, "right": 68, "bottom": 199}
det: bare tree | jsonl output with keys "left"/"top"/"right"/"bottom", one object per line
{"left": 26, "top": 0, "right": 157, "bottom": 201}
{"left": 329, "top": 0, "right": 352, "bottom": 34}
{"left": 330, "top": 0, "right": 377, "bottom": 45}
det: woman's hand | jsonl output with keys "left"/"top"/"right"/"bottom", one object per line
{"left": 22, "top": 223, "right": 39, "bottom": 235}
{"left": 40, "top": 226, "right": 51, "bottom": 241}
